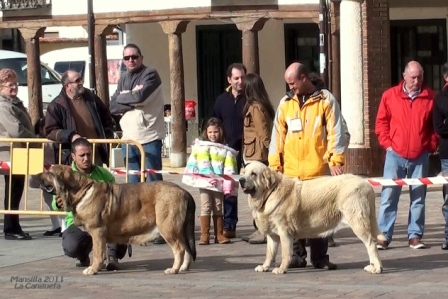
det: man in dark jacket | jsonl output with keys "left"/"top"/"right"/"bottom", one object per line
{"left": 44, "top": 70, "right": 114, "bottom": 166}
{"left": 433, "top": 62, "right": 448, "bottom": 250}
{"left": 213, "top": 63, "right": 246, "bottom": 238}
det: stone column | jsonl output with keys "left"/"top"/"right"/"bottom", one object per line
{"left": 232, "top": 18, "right": 268, "bottom": 74}
{"left": 340, "top": 0, "right": 364, "bottom": 148}
{"left": 330, "top": 0, "right": 341, "bottom": 104}
{"left": 19, "top": 27, "right": 46, "bottom": 126}
{"left": 341, "top": 0, "right": 391, "bottom": 176}
{"left": 160, "top": 20, "right": 189, "bottom": 167}
{"left": 94, "top": 25, "right": 115, "bottom": 109}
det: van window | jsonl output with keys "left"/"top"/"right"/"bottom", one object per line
{"left": 0, "top": 58, "right": 60, "bottom": 86}
{"left": 54, "top": 61, "right": 86, "bottom": 78}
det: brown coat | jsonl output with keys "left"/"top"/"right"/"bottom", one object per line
{"left": 243, "top": 102, "right": 272, "bottom": 164}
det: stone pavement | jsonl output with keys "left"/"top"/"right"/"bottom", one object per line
{"left": 1, "top": 173, "right": 448, "bottom": 298}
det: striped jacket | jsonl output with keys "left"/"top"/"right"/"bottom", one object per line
{"left": 182, "top": 139, "right": 238, "bottom": 195}
{"left": 268, "top": 89, "right": 347, "bottom": 180}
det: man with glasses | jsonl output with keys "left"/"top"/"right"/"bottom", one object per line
{"left": 44, "top": 70, "right": 114, "bottom": 167}
{"left": 110, "top": 43, "right": 166, "bottom": 245}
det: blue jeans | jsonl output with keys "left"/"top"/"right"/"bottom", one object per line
{"left": 441, "top": 159, "right": 448, "bottom": 240}
{"left": 224, "top": 195, "right": 238, "bottom": 231}
{"left": 122, "top": 140, "right": 163, "bottom": 183}
{"left": 378, "top": 150, "right": 429, "bottom": 243}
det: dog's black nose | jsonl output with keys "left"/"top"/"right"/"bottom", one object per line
{"left": 239, "top": 177, "right": 246, "bottom": 187}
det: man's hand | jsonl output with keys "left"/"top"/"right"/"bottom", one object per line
{"left": 120, "top": 90, "right": 130, "bottom": 94}
{"left": 56, "top": 197, "right": 64, "bottom": 209}
{"left": 71, "top": 134, "right": 82, "bottom": 142}
{"left": 329, "top": 165, "right": 344, "bottom": 176}
{"left": 132, "top": 84, "right": 143, "bottom": 91}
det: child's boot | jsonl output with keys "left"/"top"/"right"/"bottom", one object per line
{"left": 199, "top": 216, "right": 210, "bottom": 245}
{"left": 213, "top": 215, "right": 230, "bottom": 244}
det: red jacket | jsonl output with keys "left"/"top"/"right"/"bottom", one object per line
{"left": 375, "top": 82, "right": 438, "bottom": 160}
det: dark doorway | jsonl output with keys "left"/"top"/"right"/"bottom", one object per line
{"left": 196, "top": 24, "right": 242, "bottom": 128}
{"left": 284, "top": 23, "right": 320, "bottom": 72}
{"left": 390, "top": 19, "right": 447, "bottom": 92}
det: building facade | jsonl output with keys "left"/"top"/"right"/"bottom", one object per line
{"left": 1, "top": 0, "right": 446, "bottom": 173}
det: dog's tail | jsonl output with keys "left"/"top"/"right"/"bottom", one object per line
{"left": 368, "top": 188, "right": 387, "bottom": 242}
{"left": 183, "top": 191, "right": 197, "bottom": 261}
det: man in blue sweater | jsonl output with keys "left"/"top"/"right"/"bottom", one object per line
{"left": 213, "top": 63, "right": 246, "bottom": 238}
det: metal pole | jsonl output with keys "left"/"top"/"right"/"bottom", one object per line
{"left": 87, "top": 0, "right": 96, "bottom": 94}
{"left": 319, "top": 0, "right": 329, "bottom": 87}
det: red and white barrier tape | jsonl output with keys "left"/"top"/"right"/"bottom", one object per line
{"left": 0, "top": 161, "right": 446, "bottom": 187}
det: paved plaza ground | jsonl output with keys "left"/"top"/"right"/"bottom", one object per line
{"left": 1, "top": 168, "right": 448, "bottom": 298}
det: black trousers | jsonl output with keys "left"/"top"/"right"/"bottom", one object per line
{"left": 293, "top": 238, "right": 330, "bottom": 266}
{"left": 62, "top": 225, "right": 128, "bottom": 260}
{"left": 3, "top": 175, "right": 25, "bottom": 234}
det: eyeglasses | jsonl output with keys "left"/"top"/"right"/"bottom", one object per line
{"left": 68, "top": 78, "right": 83, "bottom": 84}
{"left": 123, "top": 55, "right": 140, "bottom": 61}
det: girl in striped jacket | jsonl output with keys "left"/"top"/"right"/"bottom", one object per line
{"left": 182, "top": 117, "right": 238, "bottom": 245}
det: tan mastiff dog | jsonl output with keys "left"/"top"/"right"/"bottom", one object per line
{"left": 239, "top": 161, "right": 385, "bottom": 275}
{"left": 36, "top": 165, "right": 197, "bottom": 275}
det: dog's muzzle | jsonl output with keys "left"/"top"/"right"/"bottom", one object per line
{"left": 239, "top": 177, "right": 246, "bottom": 188}
{"left": 239, "top": 177, "right": 255, "bottom": 194}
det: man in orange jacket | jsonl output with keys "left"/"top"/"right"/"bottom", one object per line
{"left": 269, "top": 62, "right": 348, "bottom": 270}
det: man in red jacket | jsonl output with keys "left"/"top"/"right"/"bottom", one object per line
{"left": 375, "top": 60, "right": 438, "bottom": 250}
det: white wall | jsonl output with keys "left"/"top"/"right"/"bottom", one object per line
{"left": 259, "top": 19, "right": 287, "bottom": 107}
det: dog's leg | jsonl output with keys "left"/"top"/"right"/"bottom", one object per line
{"left": 255, "top": 234, "right": 279, "bottom": 273}
{"left": 271, "top": 230, "right": 292, "bottom": 274}
{"left": 347, "top": 215, "right": 383, "bottom": 274}
{"left": 180, "top": 251, "right": 192, "bottom": 272}
{"left": 165, "top": 239, "right": 184, "bottom": 275}
{"left": 83, "top": 228, "right": 106, "bottom": 275}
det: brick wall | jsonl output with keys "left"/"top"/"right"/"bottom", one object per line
{"left": 364, "top": 0, "right": 391, "bottom": 176}
{"left": 344, "top": 0, "right": 391, "bottom": 176}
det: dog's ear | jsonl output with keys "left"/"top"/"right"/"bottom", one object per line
{"left": 262, "top": 167, "right": 277, "bottom": 190}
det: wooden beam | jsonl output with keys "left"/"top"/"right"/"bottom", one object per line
{"left": 0, "top": 5, "right": 318, "bottom": 29}
{"left": 233, "top": 18, "right": 268, "bottom": 75}
{"left": 94, "top": 25, "right": 115, "bottom": 110}
{"left": 160, "top": 21, "right": 189, "bottom": 167}
{"left": 18, "top": 27, "right": 46, "bottom": 126}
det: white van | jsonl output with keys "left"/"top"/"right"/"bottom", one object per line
{"left": 0, "top": 49, "right": 62, "bottom": 112}
{"left": 40, "top": 45, "right": 126, "bottom": 99}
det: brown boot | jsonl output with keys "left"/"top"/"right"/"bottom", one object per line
{"left": 199, "top": 216, "right": 210, "bottom": 245}
{"left": 213, "top": 215, "right": 231, "bottom": 244}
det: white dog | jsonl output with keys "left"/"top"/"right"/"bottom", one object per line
{"left": 239, "top": 161, "right": 386, "bottom": 274}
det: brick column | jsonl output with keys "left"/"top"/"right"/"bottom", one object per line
{"left": 343, "top": 0, "right": 391, "bottom": 176}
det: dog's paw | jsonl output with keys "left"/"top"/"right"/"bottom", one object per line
{"left": 272, "top": 267, "right": 287, "bottom": 274}
{"left": 179, "top": 265, "right": 190, "bottom": 272}
{"left": 164, "top": 268, "right": 179, "bottom": 275}
{"left": 255, "top": 265, "right": 269, "bottom": 272}
{"left": 82, "top": 266, "right": 98, "bottom": 275}
{"left": 364, "top": 264, "right": 383, "bottom": 274}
